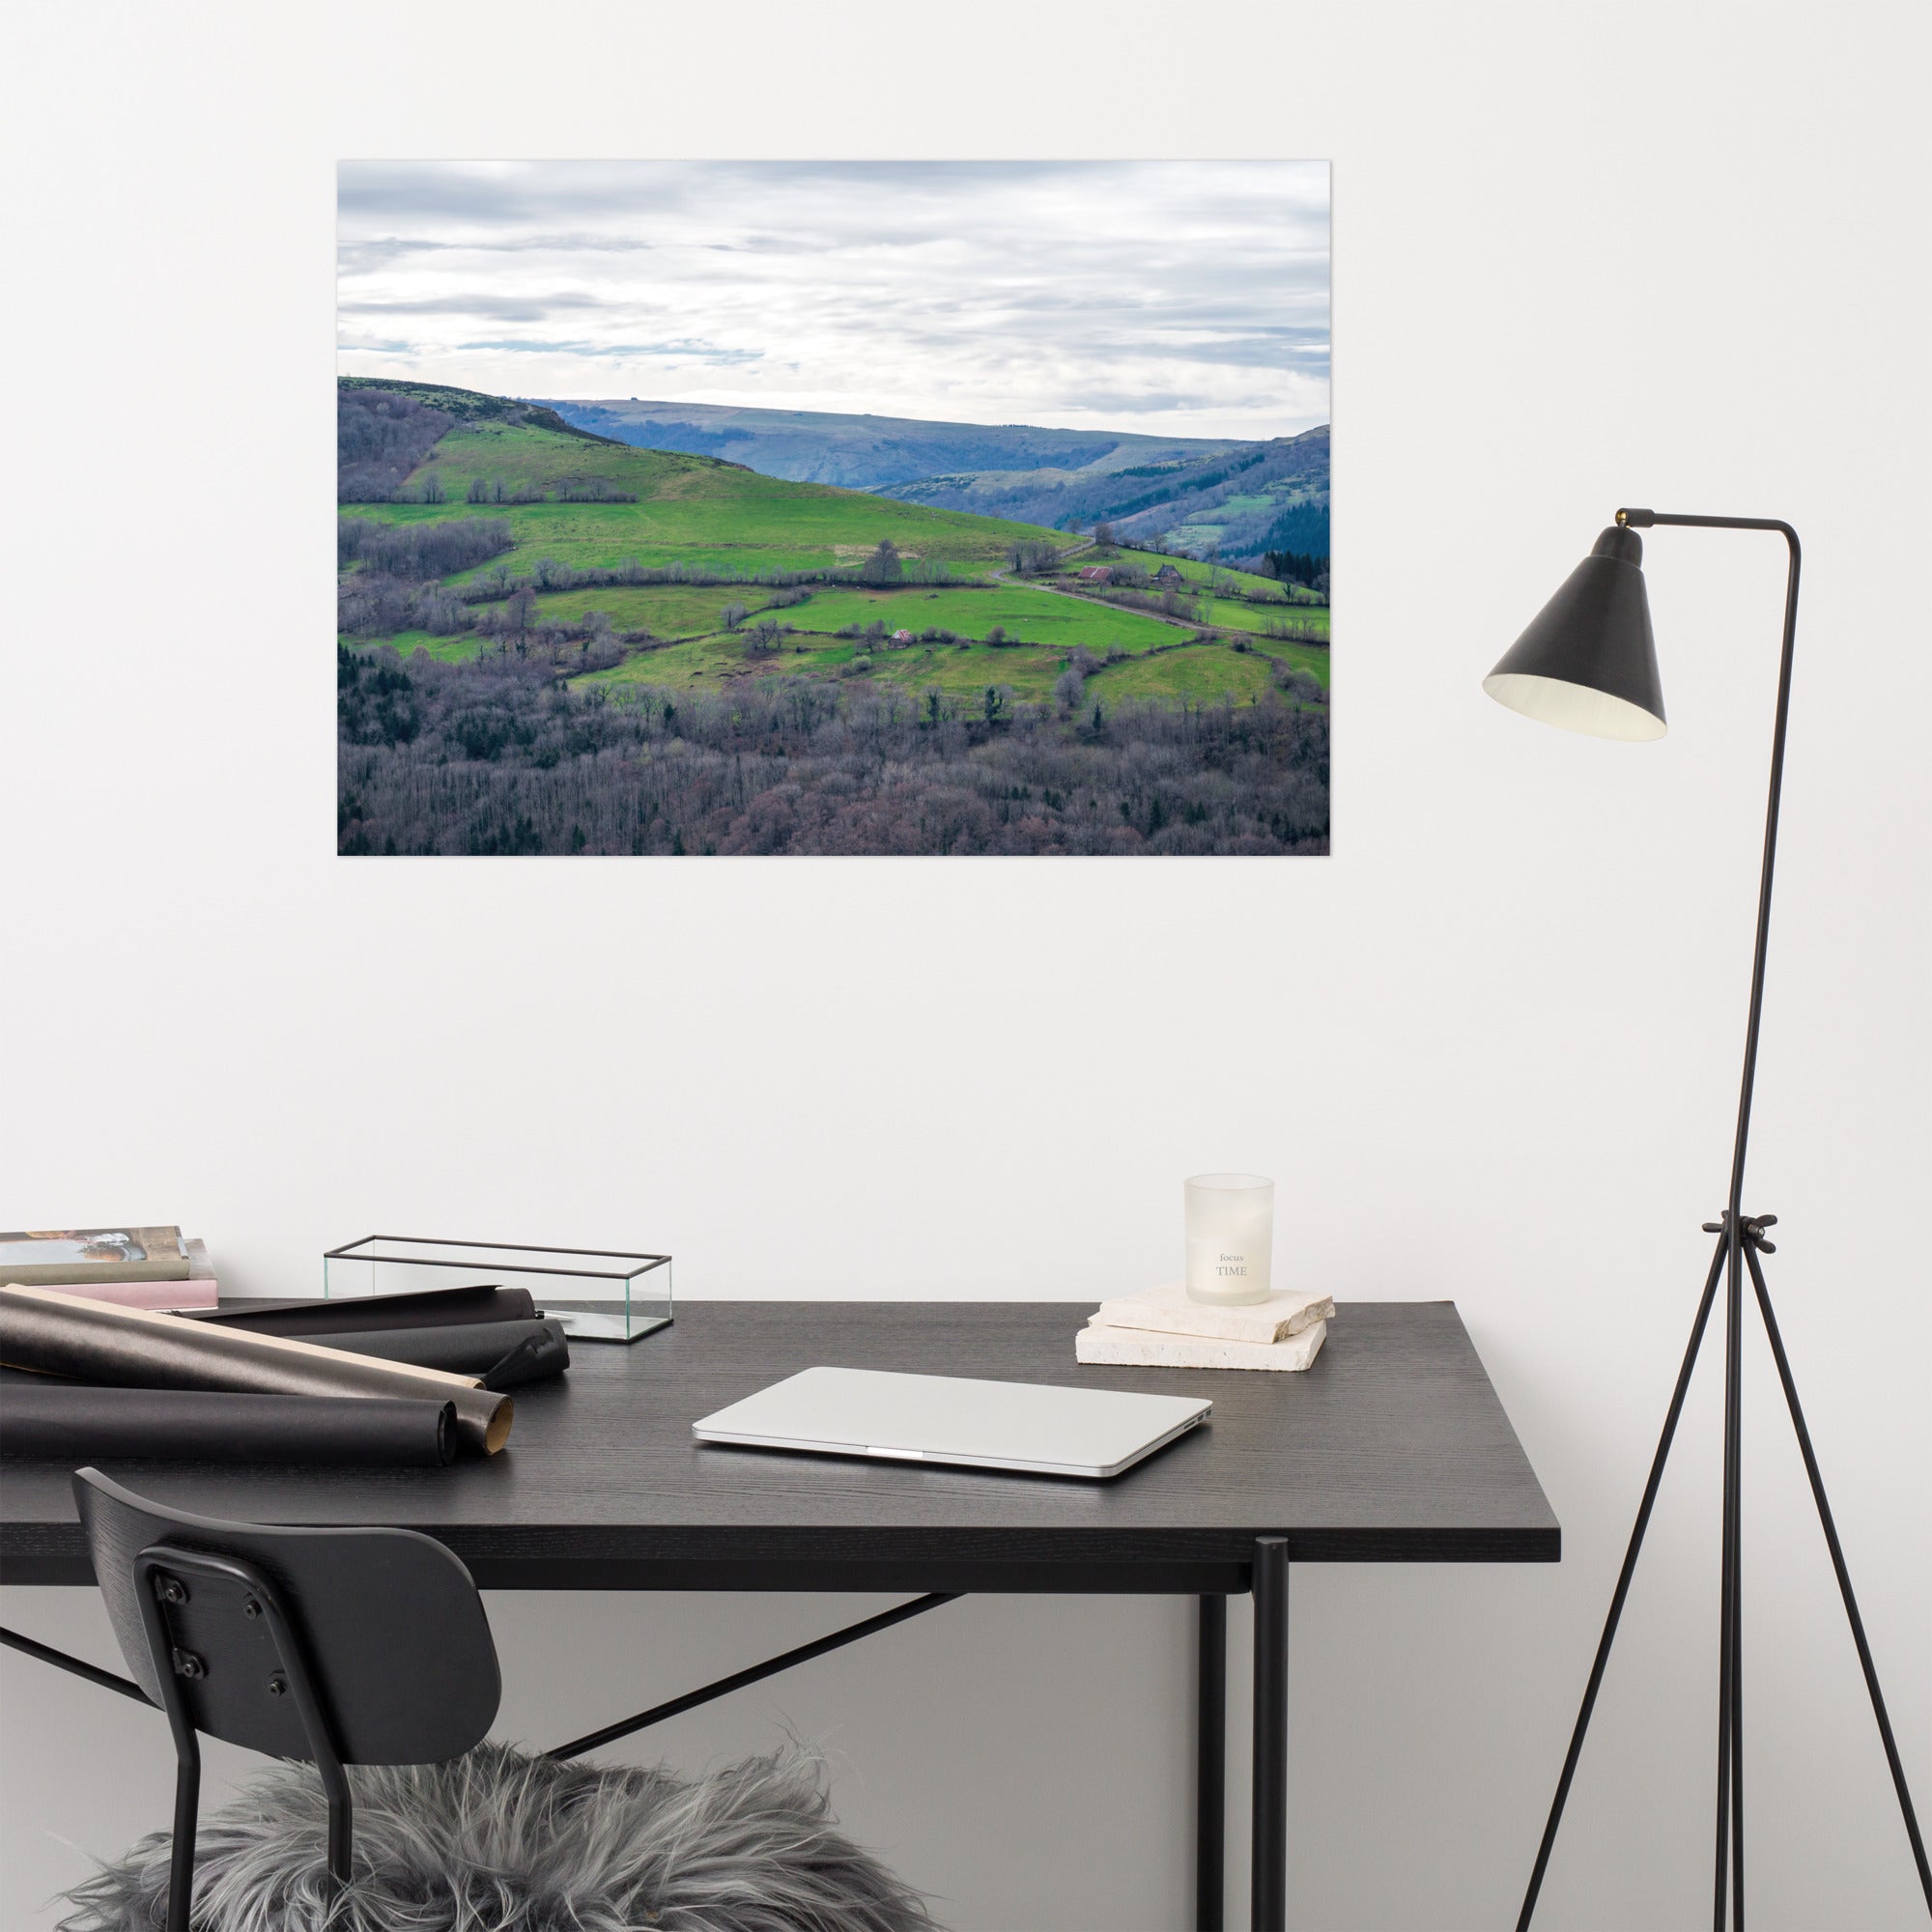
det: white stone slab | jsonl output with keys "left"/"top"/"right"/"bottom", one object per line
{"left": 1089, "top": 1279, "right": 1333, "bottom": 1346}
{"left": 1075, "top": 1318, "right": 1327, "bottom": 1373}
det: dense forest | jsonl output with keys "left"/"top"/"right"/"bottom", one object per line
{"left": 339, "top": 647, "right": 1328, "bottom": 857}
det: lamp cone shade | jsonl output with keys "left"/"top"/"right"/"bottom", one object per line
{"left": 1485, "top": 526, "right": 1667, "bottom": 740}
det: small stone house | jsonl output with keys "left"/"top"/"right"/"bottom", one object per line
{"left": 1152, "top": 562, "right": 1184, "bottom": 586}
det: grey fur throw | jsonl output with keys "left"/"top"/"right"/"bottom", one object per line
{"left": 58, "top": 1741, "right": 937, "bottom": 1931}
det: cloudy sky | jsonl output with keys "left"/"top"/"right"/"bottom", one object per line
{"left": 338, "top": 162, "right": 1328, "bottom": 440}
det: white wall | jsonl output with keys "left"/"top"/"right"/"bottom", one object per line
{"left": 3, "top": 4, "right": 1927, "bottom": 1926}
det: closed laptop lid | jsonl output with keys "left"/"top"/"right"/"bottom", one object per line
{"left": 693, "top": 1366, "right": 1210, "bottom": 1478}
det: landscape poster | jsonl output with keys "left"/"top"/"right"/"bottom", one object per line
{"left": 336, "top": 162, "right": 1330, "bottom": 855}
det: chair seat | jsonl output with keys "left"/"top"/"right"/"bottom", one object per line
{"left": 59, "top": 1741, "right": 935, "bottom": 1932}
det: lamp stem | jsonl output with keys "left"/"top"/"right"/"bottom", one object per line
{"left": 1615, "top": 512, "right": 1802, "bottom": 1222}
{"left": 1724, "top": 523, "right": 1803, "bottom": 1220}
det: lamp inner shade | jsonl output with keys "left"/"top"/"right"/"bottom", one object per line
{"left": 1485, "top": 526, "right": 1667, "bottom": 741}
{"left": 1482, "top": 670, "right": 1668, "bottom": 741}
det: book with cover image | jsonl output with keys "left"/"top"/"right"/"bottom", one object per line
{"left": 0, "top": 1228, "right": 189, "bottom": 1285}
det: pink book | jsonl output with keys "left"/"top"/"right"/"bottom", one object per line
{"left": 30, "top": 1277, "right": 219, "bottom": 1312}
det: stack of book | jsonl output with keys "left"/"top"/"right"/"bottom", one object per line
{"left": 0, "top": 1227, "right": 216, "bottom": 1310}
{"left": 1075, "top": 1279, "right": 1332, "bottom": 1371}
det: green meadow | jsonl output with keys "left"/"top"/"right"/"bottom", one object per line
{"left": 1192, "top": 593, "right": 1330, "bottom": 640}
{"left": 1075, "top": 552, "right": 1318, "bottom": 599}
{"left": 1127, "top": 554, "right": 1287, "bottom": 597}
{"left": 348, "top": 422, "right": 1060, "bottom": 578}
{"left": 1088, "top": 643, "right": 1280, "bottom": 705}
{"left": 581, "top": 631, "right": 1312, "bottom": 711}
{"left": 339, "top": 404, "right": 1329, "bottom": 713}
{"left": 523, "top": 582, "right": 1186, "bottom": 652}
{"left": 585, "top": 634, "right": 1072, "bottom": 704}
{"left": 528, "top": 583, "right": 768, "bottom": 638}
{"left": 1034, "top": 582, "right": 1328, "bottom": 642}
{"left": 775, "top": 585, "right": 1183, "bottom": 652}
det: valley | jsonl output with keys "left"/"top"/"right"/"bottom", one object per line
{"left": 336, "top": 379, "right": 1329, "bottom": 855}
{"left": 542, "top": 397, "right": 1330, "bottom": 568}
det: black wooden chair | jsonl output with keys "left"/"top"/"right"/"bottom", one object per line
{"left": 73, "top": 1466, "right": 502, "bottom": 1932}
{"left": 69, "top": 1468, "right": 933, "bottom": 1932}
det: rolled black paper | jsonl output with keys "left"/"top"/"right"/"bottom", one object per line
{"left": 306, "top": 1318, "right": 568, "bottom": 1385}
{"left": 481, "top": 1335, "right": 551, "bottom": 1392}
{"left": 186, "top": 1284, "right": 538, "bottom": 1335}
{"left": 0, "top": 1385, "right": 456, "bottom": 1466}
{"left": 0, "top": 1286, "right": 513, "bottom": 1456}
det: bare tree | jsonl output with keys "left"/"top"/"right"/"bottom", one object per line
{"left": 417, "top": 588, "right": 469, "bottom": 636}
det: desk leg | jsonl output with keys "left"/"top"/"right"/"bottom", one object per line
{"left": 1197, "top": 1594, "right": 1227, "bottom": 1931}
{"left": 1252, "top": 1538, "right": 1290, "bottom": 1932}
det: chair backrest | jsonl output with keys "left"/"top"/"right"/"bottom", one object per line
{"left": 74, "top": 1468, "right": 500, "bottom": 1766}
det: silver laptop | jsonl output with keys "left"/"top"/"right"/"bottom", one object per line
{"left": 692, "top": 1366, "right": 1210, "bottom": 1480}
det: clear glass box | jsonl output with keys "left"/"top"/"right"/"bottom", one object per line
{"left": 323, "top": 1237, "right": 671, "bottom": 1343}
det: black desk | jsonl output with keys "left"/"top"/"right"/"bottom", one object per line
{"left": 0, "top": 1300, "right": 1558, "bottom": 1929}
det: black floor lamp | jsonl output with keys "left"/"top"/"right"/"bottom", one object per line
{"left": 1484, "top": 510, "right": 1931, "bottom": 1930}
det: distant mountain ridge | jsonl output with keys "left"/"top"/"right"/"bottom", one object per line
{"left": 883, "top": 426, "right": 1329, "bottom": 565}
{"left": 540, "top": 397, "right": 1245, "bottom": 491}
{"left": 541, "top": 397, "right": 1325, "bottom": 566}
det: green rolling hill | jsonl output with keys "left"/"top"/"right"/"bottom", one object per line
{"left": 342, "top": 379, "right": 1061, "bottom": 577}
{"left": 337, "top": 378, "right": 1329, "bottom": 712}
{"left": 539, "top": 395, "right": 1329, "bottom": 566}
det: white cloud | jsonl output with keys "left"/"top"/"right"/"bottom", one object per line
{"left": 337, "top": 161, "right": 1329, "bottom": 439}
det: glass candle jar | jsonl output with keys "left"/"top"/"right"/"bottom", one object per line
{"left": 1184, "top": 1173, "right": 1275, "bottom": 1305}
